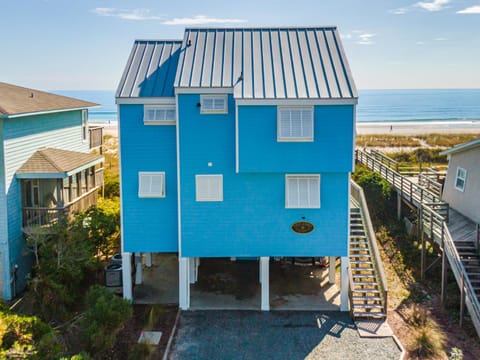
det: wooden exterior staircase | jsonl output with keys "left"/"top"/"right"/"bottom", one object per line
{"left": 349, "top": 181, "right": 388, "bottom": 319}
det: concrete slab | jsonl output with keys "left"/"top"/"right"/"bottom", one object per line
{"left": 138, "top": 331, "right": 162, "bottom": 345}
{"left": 355, "top": 320, "right": 394, "bottom": 338}
{"left": 134, "top": 253, "right": 179, "bottom": 304}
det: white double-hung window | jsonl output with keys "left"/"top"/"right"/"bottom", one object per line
{"left": 138, "top": 172, "right": 165, "bottom": 198}
{"left": 277, "top": 107, "right": 314, "bottom": 142}
{"left": 196, "top": 175, "right": 223, "bottom": 202}
{"left": 285, "top": 175, "right": 320, "bottom": 208}
{"left": 200, "top": 95, "right": 228, "bottom": 114}
{"left": 454, "top": 167, "right": 467, "bottom": 192}
{"left": 144, "top": 105, "right": 176, "bottom": 125}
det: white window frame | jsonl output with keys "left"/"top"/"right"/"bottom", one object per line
{"left": 200, "top": 95, "right": 228, "bottom": 114}
{"left": 143, "top": 105, "right": 176, "bottom": 125}
{"left": 82, "top": 109, "right": 88, "bottom": 142}
{"left": 454, "top": 167, "right": 467, "bottom": 192}
{"left": 196, "top": 175, "right": 223, "bottom": 202}
{"left": 277, "top": 106, "right": 314, "bottom": 142}
{"left": 138, "top": 172, "right": 166, "bottom": 198}
{"left": 285, "top": 174, "right": 320, "bottom": 209}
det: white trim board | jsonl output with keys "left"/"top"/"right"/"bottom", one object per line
{"left": 2, "top": 106, "right": 98, "bottom": 119}
{"left": 116, "top": 97, "right": 176, "bottom": 105}
{"left": 235, "top": 98, "right": 357, "bottom": 106}
{"left": 175, "top": 87, "right": 234, "bottom": 95}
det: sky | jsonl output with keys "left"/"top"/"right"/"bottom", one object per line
{"left": 0, "top": 0, "right": 479, "bottom": 90}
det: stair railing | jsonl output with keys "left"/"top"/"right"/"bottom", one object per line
{"left": 351, "top": 180, "right": 389, "bottom": 313}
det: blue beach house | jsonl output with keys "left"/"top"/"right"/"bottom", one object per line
{"left": 0, "top": 82, "right": 104, "bottom": 300}
{"left": 116, "top": 27, "right": 357, "bottom": 310}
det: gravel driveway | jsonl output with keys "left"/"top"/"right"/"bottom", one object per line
{"left": 168, "top": 311, "right": 401, "bottom": 360}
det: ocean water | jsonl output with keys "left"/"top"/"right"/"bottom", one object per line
{"left": 52, "top": 89, "right": 480, "bottom": 124}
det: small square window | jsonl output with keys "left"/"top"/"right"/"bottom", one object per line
{"left": 144, "top": 105, "right": 176, "bottom": 125}
{"left": 278, "top": 107, "right": 314, "bottom": 142}
{"left": 286, "top": 175, "right": 320, "bottom": 208}
{"left": 200, "top": 95, "right": 228, "bottom": 114}
{"left": 139, "top": 172, "right": 165, "bottom": 198}
{"left": 454, "top": 167, "right": 467, "bottom": 192}
{"left": 196, "top": 175, "right": 223, "bottom": 201}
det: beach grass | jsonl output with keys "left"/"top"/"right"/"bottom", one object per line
{"left": 356, "top": 135, "right": 421, "bottom": 147}
{"left": 356, "top": 133, "right": 480, "bottom": 148}
{"left": 417, "top": 133, "right": 480, "bottom": 147}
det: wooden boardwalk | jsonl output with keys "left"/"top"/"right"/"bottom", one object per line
{"left": 356, "top": 148, "right": 480, "bottom": 338}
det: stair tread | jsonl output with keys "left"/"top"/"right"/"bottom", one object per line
{"left": 352, "top": 296, "right": 382, "bottom": 301}
{"left": 353, "top": 282, "right": 379, "bottom": 286}
{"left": 353, "top": 312, "right": 386, "bottom": 318}
{"left": 353, "top": 304, "right": 384, "bottom": 309}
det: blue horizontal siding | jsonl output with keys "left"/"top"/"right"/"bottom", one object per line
{"left": 238, "top": 104, "right": 354, "bottom": 173}
{"left": 2, "top": 110, "right": 89, "bottom": 300}
{"left": 178, "top": 94, "right": 348, "bottom": 257}
{"left": 119, "top": 104, "right": 178, "bottom": 252}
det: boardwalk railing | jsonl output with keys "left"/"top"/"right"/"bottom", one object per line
{"left": 357, "top": 147, "right": 480, "bottom": 337}
{"left": 350, "top": 180, "right": 389, "bottom": 313}
{"left": 443, "top": 224, "right": 480, "bottom": 335}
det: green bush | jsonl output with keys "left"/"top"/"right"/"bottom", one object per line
{"left": 352, "top": 165, "right": 393, "bottom": 223}
{"left": 103, "top": 173, "right": 120, "bottom": 198}
{"left": 81, "top": 286, "right": 132, "bottom": 356}
{"left": 0, "top": 309, "right": 63, "bottom": 359}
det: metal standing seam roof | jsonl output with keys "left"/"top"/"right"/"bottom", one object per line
{"left": 116, "top": 40, "right": 183, "bottom": 98}
{"left": 174, "top": 27, "right": 357, "bottom": 100}
{"left": 16, "top": 148, "right": 104, "bottom": 178}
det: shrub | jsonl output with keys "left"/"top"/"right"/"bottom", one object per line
{"left": 353, "top": 165, "right": 393, "bottom": 223}
{"left": 0, "top": 309, "right": 63, "bottom": 359}
{"left": 81, "top": 286, "right": 132, "bottom": 356}
{"left": 449, "top": 347, "right": 463, "bottom": 360}
{"left": 103, "top": 173, "right": 120, "bottom": 198}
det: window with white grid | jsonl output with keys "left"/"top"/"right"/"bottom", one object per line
{"left": 196, "top": 175, "right": 223, "bottom": 202}
{"left": 200, "top": 95, "right": 228, "bottom": 114}
{"left": 455, "top": 167, "right": 467, "bottom": 192}
{"left": 278, "top": 107, "right": 314, "bottom": 141}
{"left": 138, "top": 172, "right": 165, "bottom": 198}
{"left": 144, "top": 105, "right": 176, "bottom": 125}
{"left": 285, "top": 175, "right": 320, "bottom": 208}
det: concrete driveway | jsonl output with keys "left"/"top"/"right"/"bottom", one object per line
{"left": 168, "top": 311, "right": 401, "bottom": 360}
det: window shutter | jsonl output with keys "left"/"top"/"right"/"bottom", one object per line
{"left": 196, "top": 175, "right": 223, "bottom": 201}
{"left": 278, "top": 107, "right": 313, "bottom": 141}
{"left": 139, "top": 172, "right": 165, "bottom": 198}
{"left": 286, "top": 175, "right": 320, "bottom": 208}
{"left": 144, "top": 106, "right": 176, "bottom": 124}
{"left": 200, "top": 95, "right": 228, "bottom": 113}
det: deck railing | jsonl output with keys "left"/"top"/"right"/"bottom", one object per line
{"left": 23, "top": 188, "right": 98, "bottom": 228}
{"left": 357, "top": 147, "right": 480, "bottom": 338}
{"left": 89, "top": 126, "right": 104, "bottom": 150}
{"left": 442, "top": 224, "right": 480, "bottom": 335}
{"left": 350, "top": 180, "right": 389, "bottom": 313}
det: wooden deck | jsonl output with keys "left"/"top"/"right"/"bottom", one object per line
{"left": 448, "top": 209, "right": 478, "bottom": 244}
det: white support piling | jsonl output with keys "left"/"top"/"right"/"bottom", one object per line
{"left": 122, "top": 252, "right": 132, "bottom": 301}
{"left": 260, "top": 257, "right": 270, "bottom": 311}
{"left": 397, "top": 190, "right": 402, "bottom": 220}
{"left": 135, "top": 253, "right": 142, "bottom": 285}
{"left": 340, "top": 256, "right": 349, "bottom": 311}
{"left": 179, "top": 257, "right": 190, "bottom": 310}
{"left": 329, "top": 256, "right": 336, "bottom": 284}
{"left": 145, "top": 252, "right": 152, "bottom": 268}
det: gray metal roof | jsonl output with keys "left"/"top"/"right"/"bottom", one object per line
{"left": 116, "top": 40, "right": 182, "bottom": 98}
{"left": 174, "top": 27, "right": 357, "bottom": 99}
{"left": 440, "top": 138, "right": 480, "bottom": 156}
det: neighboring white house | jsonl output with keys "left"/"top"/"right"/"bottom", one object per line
{"left": 440, "top": 138, "right": 480, "bottom": 224}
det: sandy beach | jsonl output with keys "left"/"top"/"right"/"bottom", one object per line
{"left": 94, "top": 120, "right": 480, "bottom": 138}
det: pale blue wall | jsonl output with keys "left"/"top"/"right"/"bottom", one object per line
{"left": 177, "top": 94, "right": 350, "bottom": 257}
{"left": 119, "top": 104, "right": 178, "bottom": 253}
{"left": 0, "top": 119, "right": 8, "bottom": 299}
{"left": 238, "top": 105, "right": 354, "bottom": 173}
{"left": 1, "top": 110, "right": 89, "bottom": 299}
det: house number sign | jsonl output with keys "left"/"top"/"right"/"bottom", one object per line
{"left": 291, "top": 221, "right": 314, "bottom": 234}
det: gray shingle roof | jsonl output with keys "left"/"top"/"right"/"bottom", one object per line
{"left": 0, "top": 82, "right": 97, "bottom": 117}
{"left": 116, "top": 40, "right": 182, "bottom": 98}
{"left": 16, "top": 148, "right": 104, "bottom": 178}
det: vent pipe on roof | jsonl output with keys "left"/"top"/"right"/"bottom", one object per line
{"left": 187, "top": 39, "right": 192, "bottom": 47}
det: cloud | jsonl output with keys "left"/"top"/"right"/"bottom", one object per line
{"left": 340, "top": 33, "right": 352, "bottom": 40}
{"left": 416, "top": 41, "right": 425, "bottom": 45}
{"left": 414, "top": 0, "right": 450, "bottom": 12}
{"left": 162, "top": 15, "right": 247, "bottom": 25}
{"left": 435, "top": 37, "right": 447, "bottom": 41}
{"left": 457, "top": 5, "right": 480, "bottom": 14}
{"left": 92, "top": 8, "right": 164, "bottom": 20}
{"left": 389, "top": 7, "right": 409, "bottom": 14}
{"left": 356, "top": 33, "right": 376, "bottom": 45}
